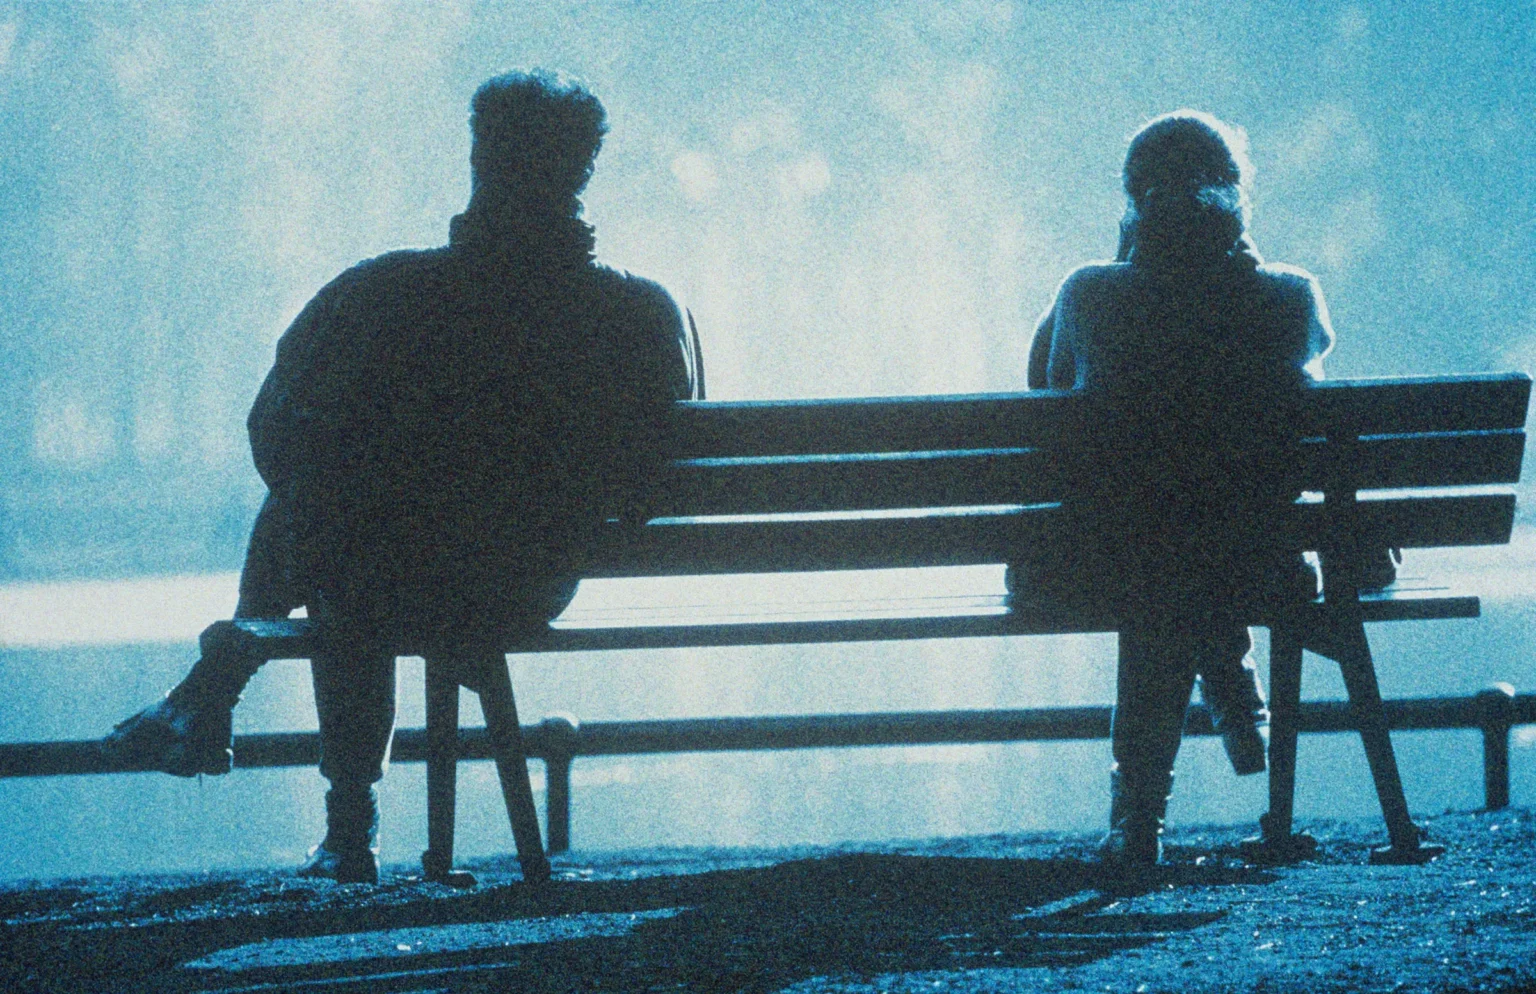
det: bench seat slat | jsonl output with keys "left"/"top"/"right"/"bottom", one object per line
{"left": 543, "top": 591, "right": 1482, "bottom": 649}
{"left": 218, "top": 586, "right": 1478, "bottom": 658}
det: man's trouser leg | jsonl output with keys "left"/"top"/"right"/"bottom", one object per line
{"left": 234, "top": 491, "right": 306, "bottom": 619}
{"left": 173, "top": 491, "right": 301, "bottom": 700}
{"left": 301, "top": 640, "right": 397, "bottom": 884}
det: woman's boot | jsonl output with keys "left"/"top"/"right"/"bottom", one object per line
{"left": 1097, "top": 768, "right": 1173, "bottom": 867}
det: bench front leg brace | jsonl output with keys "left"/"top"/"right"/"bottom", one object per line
{"left": 476, "top": 658, "right": 553, "bottom": 884}
{"left": 1293, "top": 607, "right": 1445, "bottom": 864}
{"left": 1321, "top": 618, "right": 1445, "bottom": 864}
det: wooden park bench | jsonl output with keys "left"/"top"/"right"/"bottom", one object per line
{"left": 198, "top": 371, "right": 1530, "bottom": 884}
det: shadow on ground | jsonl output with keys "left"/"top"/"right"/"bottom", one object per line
{"left": 3, "top": 851, "right": 1277, "bottom": 993}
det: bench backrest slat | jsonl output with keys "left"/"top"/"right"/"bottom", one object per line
{"left": 678, "top": 392, "right": 1081, "bottom": 456}
{"left": 588, "top": 373, "right": 1533, "bottom": 579}
{"left": 673, "top": 374, "right": 1531, "bottom": 460}
{"left": 1298, "top": 430, "right": 1526, "bottom": 490}
{"left": 662, "top": 449, "right": 1061, "bottom": 516}
{"left": 1305, "top": 374, "right": 1531, "bottom": 436}
{"left": 599, "top": 508, "right": 1026, "bottom": 576}
{"left": 1317, "top": 492, "right": 1518, "bottom": 550}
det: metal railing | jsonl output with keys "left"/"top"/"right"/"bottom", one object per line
{"left": 1, "top": 686, "right": 1531, "bottom": 854}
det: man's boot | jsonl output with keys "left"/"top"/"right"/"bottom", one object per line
{"left": 1097, "top": 768, "right": 1173, "bottom": 867}
{"left": 1199, "top": 662, "right": 1269, "bottom": 776}
{"left": 101, "top": 634, "right": 257, "bottom": 777}
{"left": 298, "top": 784, "right": 381, "bottom": 885}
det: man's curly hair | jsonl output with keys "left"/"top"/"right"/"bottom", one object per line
{"left": 470, "top": 70, "right": 608, "bottom": 204}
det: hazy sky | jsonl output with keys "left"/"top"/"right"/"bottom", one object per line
{"left": 0, "top": 0, "right": 1532, "bottom": 570}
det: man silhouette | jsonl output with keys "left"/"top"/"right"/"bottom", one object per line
{"left": 105, "top": 70, "right": 704, "bottom": 883}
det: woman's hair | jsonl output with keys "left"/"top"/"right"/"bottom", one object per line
{"left": 1117, "top": 110, "right": 1257, "bottom": 268}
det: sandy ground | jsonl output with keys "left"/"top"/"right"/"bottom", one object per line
{"left": 2, "top": 809, "right": 1534, "bottom": 994}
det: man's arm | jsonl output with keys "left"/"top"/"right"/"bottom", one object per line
{"left": 248, "top": 291, "right": 334, "bottom": 491}
{"left": 1026, "top": 305, "right": 1055, "bottom": 391}
{"left": 685, "top": 308, "right": 706, "bottom": 401}
{"left": 596, "top": 274, "right": 704, "bottom": 524}
{"left": 247, "top": 266, "right": 383, "bottom": 494}
{"left": 613, "top": 274, "right": 702, "bottom": 403}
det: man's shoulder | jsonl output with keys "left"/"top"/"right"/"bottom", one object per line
{"left": 588, "top": 264, "right": 681, "bottom": 311}
{"left": 585, "top": 264, "right": 687, "bottom": 334}
{"left": 317, "top": 247, "right": 453, "bottom": 302}
{"left": 1056, "top": 261, "right": 1131, "bottom": 304}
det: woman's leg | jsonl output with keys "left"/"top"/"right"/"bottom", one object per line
{"left": 1197, "top": 625, "right": 1268, "bottom": 775}
{"left": 1104, "top": 618, "right": 1200, "bottom": 864}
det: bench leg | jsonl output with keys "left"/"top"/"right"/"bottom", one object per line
{"left": 476, "top": 658, "right": 553, "bottom": 885}
{"left": 545, "top": 754, "right": 572, "bottom": 855}
{"left": 422, "top": 660, "right": 475, "bottom": 887}
{"left": 1248, "top": 621, "right": 1317, "bottom": 863}
{"left": 1327, "top": 621, "right": 1444, "bottom": 864}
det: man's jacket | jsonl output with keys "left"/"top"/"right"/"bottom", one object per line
{"left": 247, "top": 217, "right": 702, "bottom": 630}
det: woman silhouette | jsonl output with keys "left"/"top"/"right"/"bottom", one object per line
{"left": 1034, "top": 110, "right": 1334, "bottom": 865}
